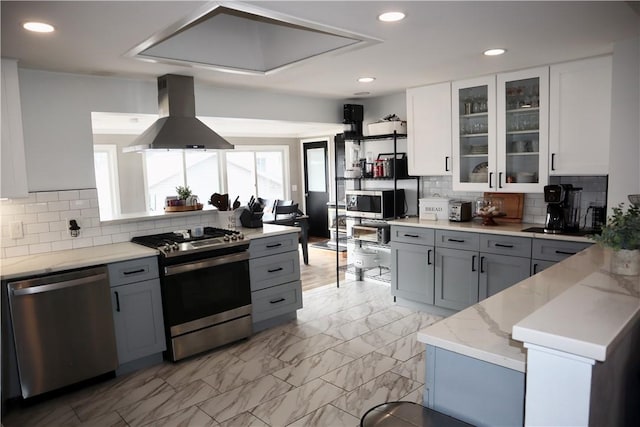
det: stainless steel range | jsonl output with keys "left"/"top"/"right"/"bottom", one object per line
{"left": 132, "top": 227, "right": 251, "bottom": 361}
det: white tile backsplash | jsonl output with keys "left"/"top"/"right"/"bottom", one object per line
{"left": 0, "top": 189, "right": 222, "bottom": 259}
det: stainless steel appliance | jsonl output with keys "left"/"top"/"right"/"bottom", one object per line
{"left": 352, "top": 222, "right": 391, "bottom": 244}
{"left": 132, "top": 227, "right": 251, "bottom": 361}
{"left": 544, "top": 184, "right": 582, "bottom": 233}
{"left": 449, "top": 200, "right": 473, "bottom": 222}
{"left": 7, "top": 266, "right": 117, "bottom": 398}
{"left": 345, "top": 189, "right": 406, "bottom": 219}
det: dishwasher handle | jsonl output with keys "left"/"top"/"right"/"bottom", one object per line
{"left": 10, "top": 273, "right": 108, "bottom": 296}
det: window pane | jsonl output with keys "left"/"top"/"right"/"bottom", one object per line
{"left": 306, "top": 147, "right": 326, "bottom": 192}
{"left": 145, "top": 151, "right": 183, "bottom": 211}
{"left": 226, "top": 151, "right": 256, "bottom": 203}
{"left": 185, "top": 151, "right": 219, "bottom": 203}
{"left": 94, "top": 151, "right": 115, "bottom": 218}
{"left": 256, "top": 151, "right": 284, "bottom": 200}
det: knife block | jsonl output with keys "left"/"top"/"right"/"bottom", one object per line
{"left": 239, "top": 207, "right": 263, "bottom": 228}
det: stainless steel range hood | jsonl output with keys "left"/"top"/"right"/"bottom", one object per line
{"left": 124, "top": 74, "right": 233, "bottom": 152}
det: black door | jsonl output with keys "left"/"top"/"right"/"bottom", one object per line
{"left": 303, "top": 140, "right": 329, "bottom": 238}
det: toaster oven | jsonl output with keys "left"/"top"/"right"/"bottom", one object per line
{"left": 352, "top": 222, "right": 391, "bottom": 244}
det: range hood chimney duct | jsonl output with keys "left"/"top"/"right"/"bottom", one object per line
{"left": 124, "top": 74, "right": 234, "bottom": 152}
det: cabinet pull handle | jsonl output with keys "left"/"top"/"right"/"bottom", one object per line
{"left": 555, "top": 250, "right": 577, "bottom": 255}
{"left": 489, "top": 172, "right": 494, "bottom": 189}
{"left": 404, "top": 234, "right": 420, "bottom": 238}
{"left": 472, "top": 255, "right": 477, "bottom": 272}
{"left": 445, "top": 156, "right": 450, "bottom": 172}
{"left": 123, "top": 268, "right": 145, "bottom": 275}
{"left": 498, "top": 172, "right": 503, "bottom": 188}
{"left": 495, "top": 243, "right": 514, "bottom": 248}
{"left": 551, "top": 153, "right": 556, "bottom": 171}
{"left": 480, "top": 256, "right": 485, "bottom": 273}
{"left": 270, "top": 298, "right": 286, "bottom": 304}
{"left": 533, "top": 263, "right": 539, "bottom": 274}
{"left": 427, "top": 249, "right": 433, "bottom": 265}
{"left": 268, "top": 267, "right": 284, "bottom": 273}
{"left": 266, "top": 243, "right": 282, "bottom": 248}
{"left": 448, "top": 238, "right": 465, "bottom": 243}
{"left": 115, "top": 291, "right": 121, "bottom": 312}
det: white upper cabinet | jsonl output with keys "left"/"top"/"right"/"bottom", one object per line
{"left": 452, "top": 67, "right": 549, "bottom": 193}
{"left": 549, "top": 56, "right": 612, "bottom": 175}
{"left": 1, "top": 58, "right": 28, "bottom": 198}
{"left": 406, "top": 82, "right": 452, "bottom": 176}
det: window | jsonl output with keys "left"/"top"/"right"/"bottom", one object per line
{"left": 93, "top": 145, "right": 121, "bottom": 219}
{"left": 226, "top": 147, "right": 287, "bottom": 203}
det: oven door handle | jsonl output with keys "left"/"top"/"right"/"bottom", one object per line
{"left": 164, "top": 252, "right": 249, "bottom": 276}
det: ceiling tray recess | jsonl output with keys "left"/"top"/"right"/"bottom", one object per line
{"left": 127, "top": 3, "right": 381, "bottom": 75}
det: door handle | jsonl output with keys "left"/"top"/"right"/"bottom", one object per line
{"left": 447, "top": 238, "right": 465, "bottom": 243}
{"left": 551, "top": 153, "right": 556, "bottom": 171}
{"left": 472, "top": 255, "right": 477, "bottom": 272}
{"left": 480, "top": 256, "right": 485, "bottom": 273}
{"left": 123, "top": 268, "right": 145, "bottom": 275}
{"left": 269, "top": 298, "right": 286, "bottom": 304}
{"left": 495, "top": 243, "right": 514, "bottom": 248}
{"left": 489, "top": 172, "right": 494, "bottom": 188}
{"left": 115, "top": 291, "right": 121, "bottom": 312}
{"left": 498, "top": 172, "right": 503, "bottom": 188}
{"left": 268, "top": 267, "right": 284, "bottom": 273}
{"left": 427, "top": 249, "right": 433, "bottom": 265}
{"left": 404, "top": 234, "right": 420, "bottom": 238}
{"left": 445, "top": 156, "right": 450, "bottom": 172}
{"left": 555, "top": 250, "right": 577, "bottom": 256}
{"left": 533, "top": 263, "right": 539, "bottom": 275}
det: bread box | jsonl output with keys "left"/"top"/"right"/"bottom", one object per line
{"left": 367, "top": 121, "right": 407, "bottom": 136}
{"left": 419, "top": 197, "right": 450, "bottom": 220}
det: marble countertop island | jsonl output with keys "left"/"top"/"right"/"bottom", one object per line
{"left": 417, "top": 244, "right": 640, "bottom": 371}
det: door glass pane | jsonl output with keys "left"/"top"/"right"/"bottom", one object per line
{"left": 226, "top": 151, "right": 256, "bottom": 202}
{"left": 145, "top": 151, "right": 183, "bottom": 212}
{"left": 458, "top": 85, "right": 489, "bottom": 184}
{"left": 256, "top": 151, "right": 284, "bottom": 200}
{"left": 307, "top": 147, "right": 326, "bottom": 192}
{"left": 505, "top": 77, "right": 540, "bottom": 183}
{"left": 185, "top": 151, "right": 219, "bottom": 203}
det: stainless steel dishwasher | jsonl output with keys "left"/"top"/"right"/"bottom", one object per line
{"left": 7, "top": 266, "right": 118, "bottom": 398}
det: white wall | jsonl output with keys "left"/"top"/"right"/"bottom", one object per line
{"left": 608, "top": 36, "right": 640, "bottom": 213}
{"left": 18, "top": 69, "right": 344, "bottom": 192}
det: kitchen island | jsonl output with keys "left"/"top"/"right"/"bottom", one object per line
{"left": 416, "top": 243, "right": 640, "bottom": 426}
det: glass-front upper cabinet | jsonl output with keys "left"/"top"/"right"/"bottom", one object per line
{"left": 496, "top": 67, "right": 549, "bottom": 193}
{"left": 452, "top": 67, "right": 549, "bottom": 192}
{"left": 452, "top": 76, "right": 496, "bottom": 191}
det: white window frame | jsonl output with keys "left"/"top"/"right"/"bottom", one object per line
{"left": 93, "top": 144, "right": 121, "bottom": 218}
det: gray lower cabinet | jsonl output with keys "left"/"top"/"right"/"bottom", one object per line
{"left": 391, "top": 241, "right": 435, "bottom": 304}
{"left": 531, "top": 239, "right": 593, "bottom": 274}
{"left": 249, "top": 233, "right": 302, "bottom": 329}
{"left": 108, "top": 257, "right": 166, "bottom": 366}
{"left": 479, "top": 253, "right": 531, "bottom": 299}
{"left": 434, "top": 247, "right": 479, "bottom": 311}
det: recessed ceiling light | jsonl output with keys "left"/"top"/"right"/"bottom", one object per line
{"left": 358, "top": 77, "right": 376, "bottom": 83}
{"left": 378, "top": 12, "right": 405, "bottom": 22}
{"left": 484, "top": 48, "right": 506, "bottom": 56}
{"left": 23, "top": 21, "right": 55, "bottom": 33}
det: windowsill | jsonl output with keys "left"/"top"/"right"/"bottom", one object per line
{"left": 99, "top": 205, "right": 220, "bottom": 225}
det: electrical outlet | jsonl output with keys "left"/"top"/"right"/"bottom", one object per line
{"left": 10, "top": 221, "right": 23, "bottom": 239}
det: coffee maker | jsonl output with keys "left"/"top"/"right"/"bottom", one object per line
{"left": 544, "top": 184, "right": 582, "bottom": 233}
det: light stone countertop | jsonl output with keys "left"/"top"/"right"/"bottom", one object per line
{"left": 0, "top": 224, "right": 299, "bottom": 281}
{"left": 417, "top": 244, "right": 640, "bottom": 371}
{"left": 387, "top": 217, "right": 593, "bottom": 243}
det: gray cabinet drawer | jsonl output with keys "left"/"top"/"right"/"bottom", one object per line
{"left": 480, "top": 234, "right": 532, "bottom": 258}
{"left": 249, "top": 250, "right": 300, "bottom": 292}
{"left": 436, "top": 230, "right": 479, "bottom": 251}
{"left": 252, "top": 280, "right": 302, "bottom": 323}
{"left": 108, "top": 257, "right": 159, "bottom": 287}
{"left": 391, "top": 226, "right": 435, "bottom": 245}
{"left": 249, "top": 233, "right": 299, "bottom": 258}
{"left": 532, "top": 239, "right": 592, "bottom": 262}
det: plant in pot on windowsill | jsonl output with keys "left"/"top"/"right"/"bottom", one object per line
{"left": 175, "top": 186, "right": 192, "bottom": 206}
{"left": 590, "top": 203, "right": 640, "bottom": 275}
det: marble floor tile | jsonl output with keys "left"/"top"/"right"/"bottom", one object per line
{"left": 376, "top": 333, "right": 424, "bottom": 362}
{"left": 2, "top": 402, "right": 81, "bottom": 427}
{"left": 160, "top": 350, "right": 242, "bottom": 388}
{"left": 337, "top": 300, "right": 390, "bottom": 322}
{"left": 198, "top": 375, "right": 292, "bottom": 422}
{"left": 273, "top": 333, "right": 344, "bottom": 364}
{"left": 378, "top": 312, "right": 444, "bottom": 337}
{"left": 401, "top": 387, "right": 424, "bottom": 405}
{"left": 77, "top": 411, "right": 127, "bottom": 427}
{"left": 361, "top": 307, "right": 410, "bottom": 329}
{"left": 230, "top": 330, "right": 302, "bottom": 362}
{"left": 298, "top": 312, "right": 351, "bottom": 332}
{"left": 391, "top": 351, "right": 426, "bottom": 384}
{"left": 142, "top": 405, "right": 218, "bottom": 427}
{"left": 117, "top": 380, "right": 218, "bottom": 427}
{"left": 321, "top": 351, "right": 399, "bottom": 392}
{"left": 332, "top": 328, "right": 400, "bottom": 359}
{"left": 250, "top": 378, "right": 344, "bottom": 426}
{"left": 217, "top": 412, "right": 268, "bottom": 427}
{"left": 286, "top": 404, "right": 360, "bottom": 427}
{"left": 331, "top": 372, "right": 422, "bottom": 419}
{"left": 201, "top": 353, "right": 287, "bottom": 393}
{"left": 273, "top": 349, "right": 353, "bottom": 387}
{"left": 323, "top": 317, "right": 374, "bottom": 341}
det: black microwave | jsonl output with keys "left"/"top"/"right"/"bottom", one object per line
{"left": 345, "top": 189, "right": 405, "bottom": 219}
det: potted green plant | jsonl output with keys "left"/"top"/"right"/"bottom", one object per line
{"left": 175, "top": 186, "right": 192, "bottom": 205}
{"left": 590, "top": 203, "right": 640, "bottom": 275}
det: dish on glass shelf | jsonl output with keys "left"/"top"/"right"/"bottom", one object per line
{"left": 474, "top": 197, "right": 506, "bottom": 225}
{"left": 472, "top": 161, "right": 488, "bottom": 173}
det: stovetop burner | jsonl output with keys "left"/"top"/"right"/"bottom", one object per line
{"left": 132, "top": 227, "right": 247, "bottom": 258}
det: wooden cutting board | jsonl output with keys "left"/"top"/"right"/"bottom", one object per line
{"left": 484, "top": 192, "right": 524, "bottom": 223}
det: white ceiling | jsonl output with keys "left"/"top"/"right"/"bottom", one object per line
{"left": 2, "top": 1, "right": 639, "bottom": 135}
